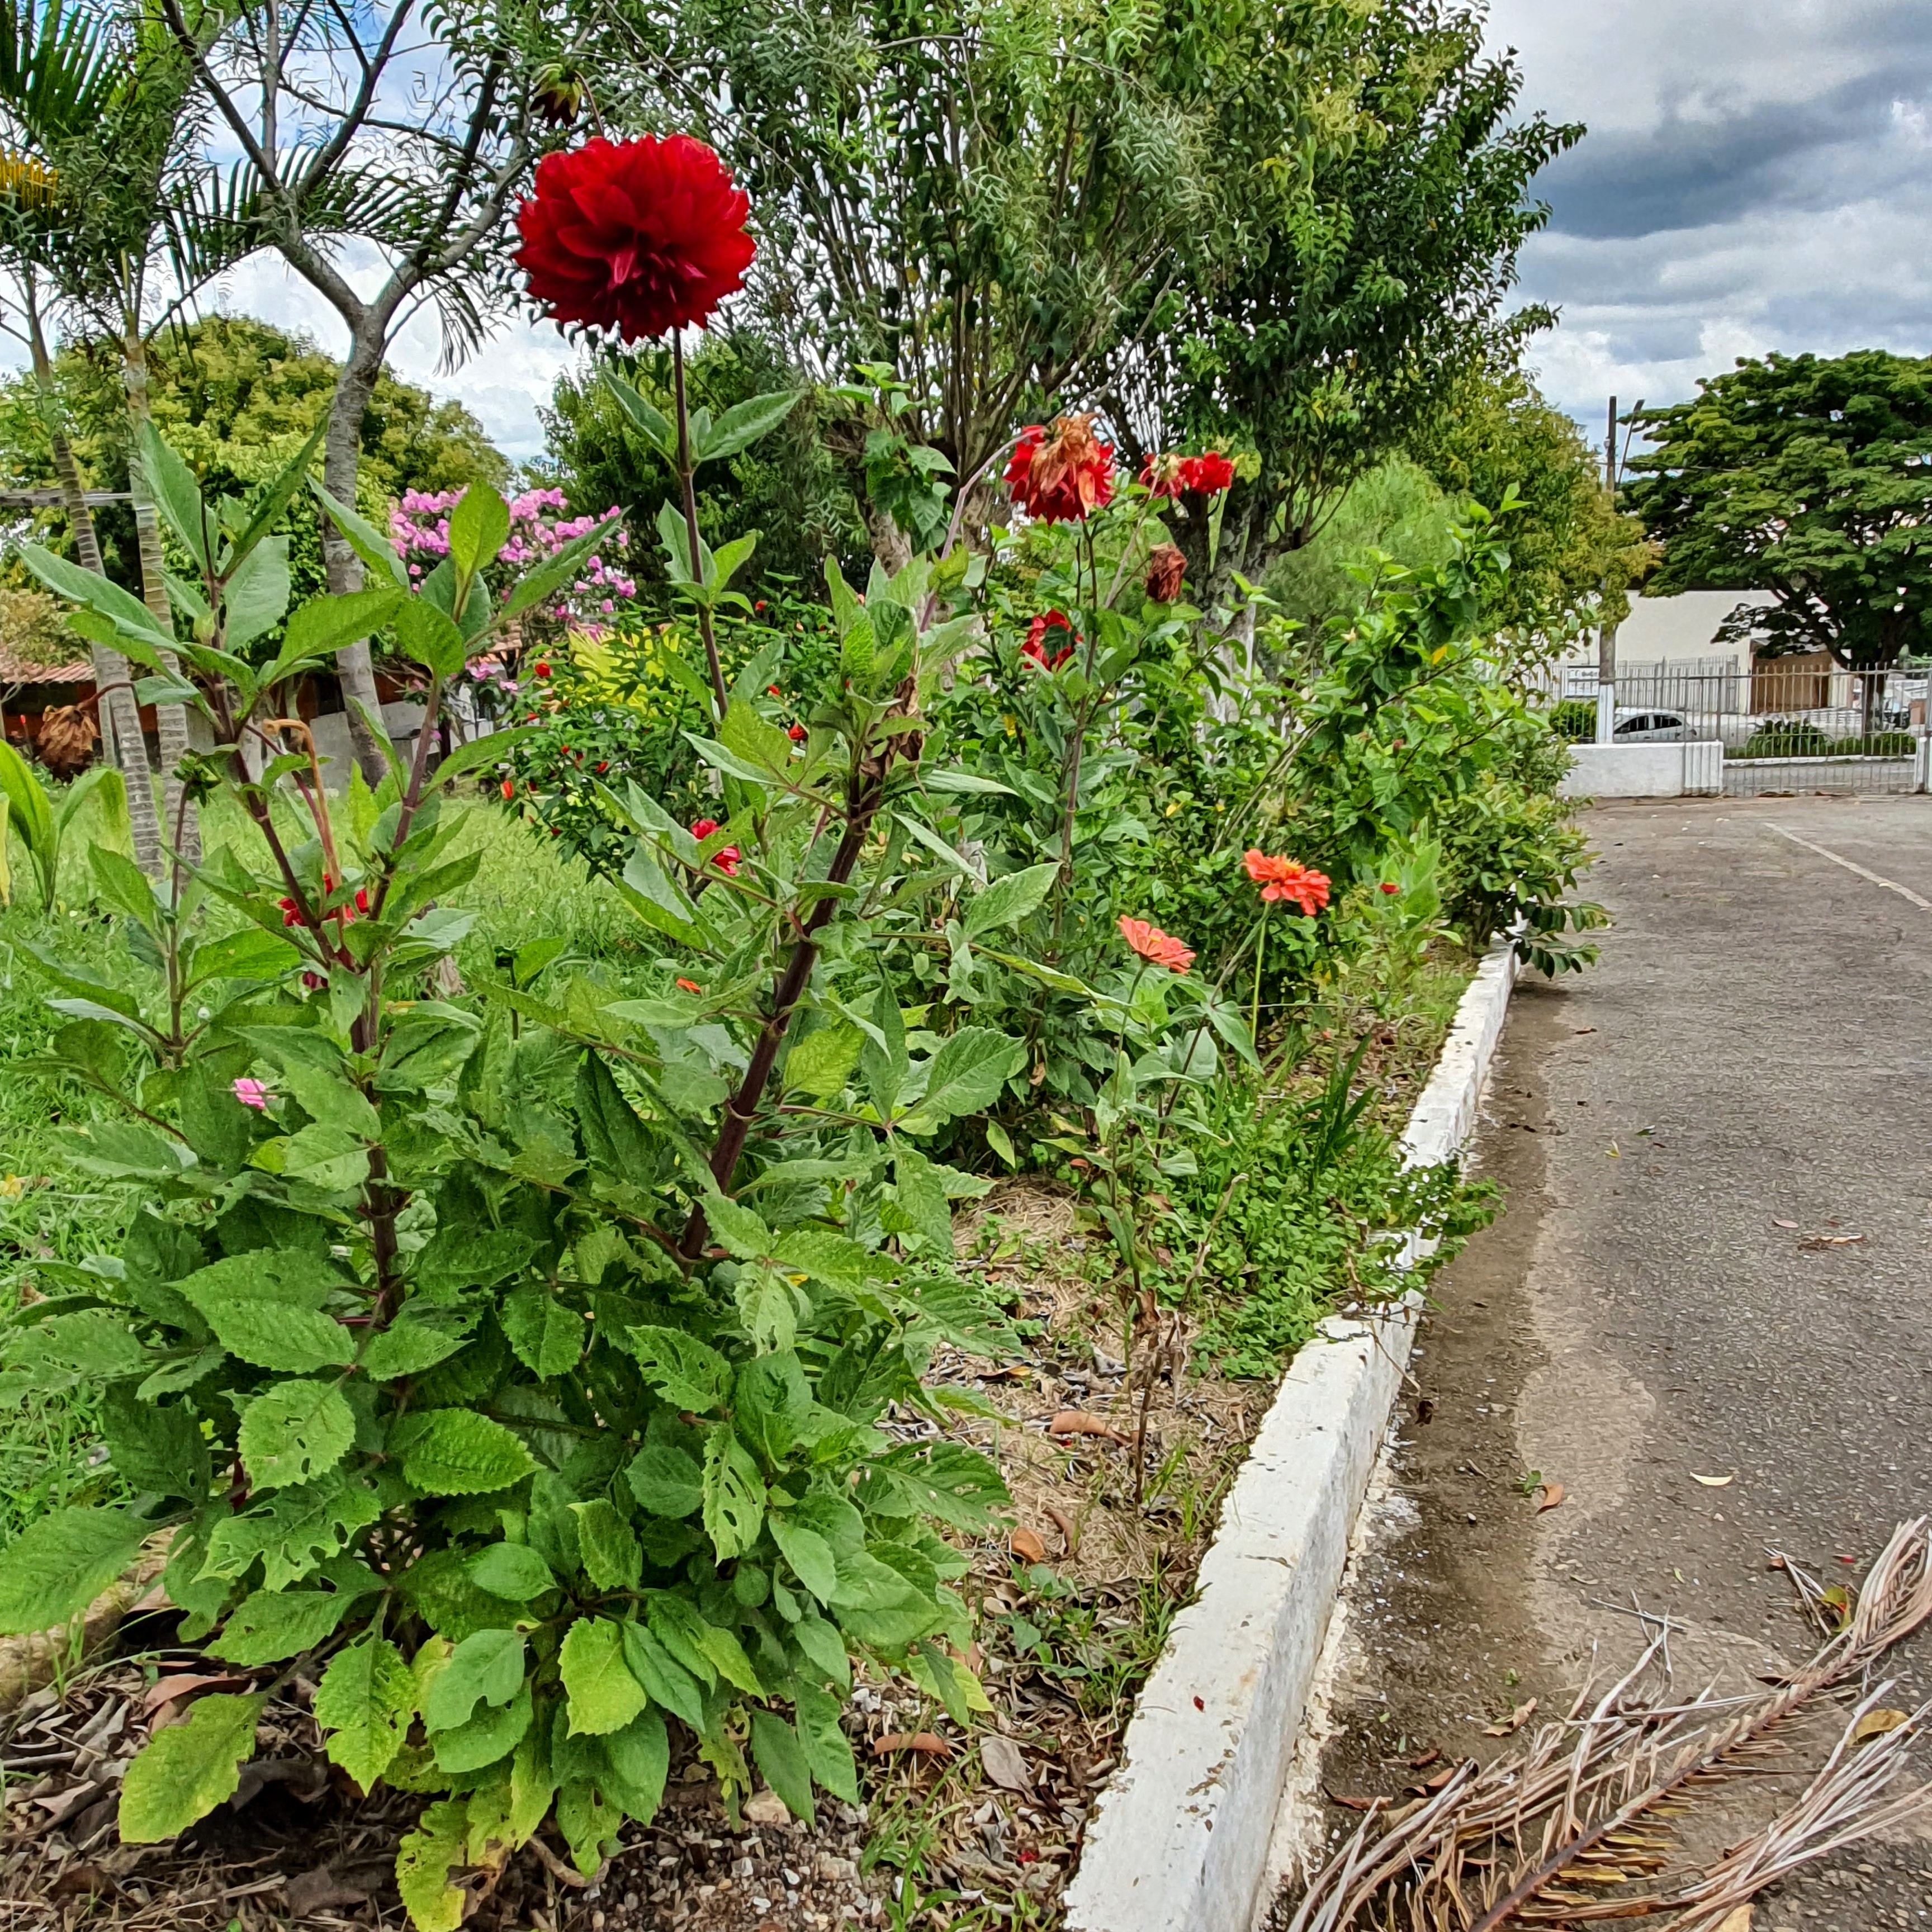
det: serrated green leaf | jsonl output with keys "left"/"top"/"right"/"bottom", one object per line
{"left": 901, "top": 1027, "right": 1026, "bottom": 1131}
{"left": 468, "top": 1543, "right": 555, "bottom": 1602}
{"left": 119, "top": 1693, "right": 266, "bottom": 1842}
{"left": 434, "top": 1681, "right": 533, "bottom": 1774}
{"left": 559, "top": 1616, "right": 648, "bottom": 1736}
{"left": 0, "top": 1507, "right": 149, "bottom": 1636}
{"left": 623, "top": 1326, "right": 733, "bottom": 1414}
{"left": 570, "top": 1499, "right": 642, "bottom": 1592}
{"left": 621, "top": 1620, "right": 705, "bottom": 1730}
{"left": 600, "top": 1706, "right": 670, "bottom": 1825}
{"left": 237, "top": 1379, "right": 354, "bottom": 1492}
{"left": 770, "top": 1518, "right": 838, "bottom": 1603}
{"left": 748, "top": 1710, "right": 814, "bottom": 1821}
{"left": 964, "top": 862, "right": 1059, "bottom": 937}
{"left": 315, "top": 1636, "right": 414, "bottom": 1789}
{"left": 702, "top": 1427, "right": 765, "bottom": 1561}
{"left": 500, "top": 1286, "right": 586, "bottom": 1379}
{"left": 177, "top": 1251, "right": 355, "bottom": 1374}
{"left": 395, "top": 1797, "right": 470, "bottom": 1932}
{"left": 209, "top": 1587, "right": 348, "bottom": 1665}
{"left": 447, "top": 485, "right": 510, "bottom": 579}
{"left": 392, "top": 1410, "right": 538, "bottom": 1497}
{"left": 358, "top": 1311, "right": 473, "bottom": 1381}
{"left": 795, "top": 1683, "right": 860, "bottom": 1803}
{"left": 624, "top": 1443, "right": 703, "bottom": 1519}
{"left": 423, "top": 1627, "right": 526, "bottom": 1732}
{"left": 694, "top": 388, "right": 803, "bottom": 466}
{"left": 784, "top": 1022, "right": 864, "bottom": 1100}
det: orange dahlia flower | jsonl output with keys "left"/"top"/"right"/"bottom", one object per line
{"left": 1117, "top": 916, "right": 1195, "bottom": 973}
{"left": 1243, "top": 851, "right": 1331, "bottom": 916}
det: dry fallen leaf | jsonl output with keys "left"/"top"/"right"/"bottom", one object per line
{"left": 1770, "top": 1216, "right": 1798, "bottom": 1229}
{"left": 979, "top": 1734, "right": 1033, "bottom": 1793}
{"left": 1008, "top": 1527, "right": 1047, "bottom": 1564}
{"left": 874, "top": 1732, "right": 953, "bottom": 1759}
{"left": 1715, "top": 1907, "right": 1753, "bottom": 1932}
{"left": 744, "top": 1789, "right": 790, "bottom": 1827}
{"left": 1327, "top": 1791, "right": 1380, "bottom": 1812}
{"left": 1852, "top": 1708, "right": 1911, "bottom": 1744}
{"left": 1047, "top": 1410, "right": 1126, "bottom": 1445}
{"left": 32, "top": 1782, "right": 105, "bottom": 1827}
{"left": 1537, "top": 1482, "right": 1565, "bottom": 1512}
{"left": 1692, "top": 1473, "right": 1735, "bottom": 1488}
{"left": 1483, "top": 1698, "right": 1538, "bottom": 1737}
{"left": 141, "top": 1671, "right": 246, "bottom": 1717}
{"left": 1043, "top": 1502, "right": 1078, "bottom": 1554}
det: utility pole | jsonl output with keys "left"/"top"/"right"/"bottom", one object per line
{"left": 1596, "top": 395, "right": 1621, "bottom": 746}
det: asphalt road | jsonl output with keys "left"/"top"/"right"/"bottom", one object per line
{"left": 1268, "top": 793, "right": 1932, "bottom": 1931}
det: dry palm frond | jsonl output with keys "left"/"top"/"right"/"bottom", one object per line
{"left": 1281, "top": 1516, "right": 1932, "bottom": 1932}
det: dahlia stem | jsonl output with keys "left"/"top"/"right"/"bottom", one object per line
{"left": 672, "top": 333, "right": 729, "bottom": 720}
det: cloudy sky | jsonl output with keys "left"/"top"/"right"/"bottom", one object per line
{"left": 1485, "top": 0, "right": 1932, "bottom": 448}
{"left": 21, "top": 0, "right": 1927, "bottom": 467}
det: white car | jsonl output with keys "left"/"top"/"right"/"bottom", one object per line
{"left": 1613, "top": 708, "right": 1692, "bottom": 743}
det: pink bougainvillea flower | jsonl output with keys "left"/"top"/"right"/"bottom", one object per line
{"left": 1005, "top": 415, "right": 1115, "bottom": 523}
{"left": 233, "top": 1077, "right": 269, "bottom": 1111}
{"left": 1117, "top": 916, "right": 1195, "bottom": 973}
{"left": 1243, "top": 851, "right": 1332, "bottom": 915}
{"left": 515, "top": 135, "right": 755, "bottom": 340}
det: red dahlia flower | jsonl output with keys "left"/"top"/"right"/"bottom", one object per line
{"left": 1180, "top": 452, "right": 1236, "bottom": 495}
{"left": 1006, "top": 415, "right": 1115, "bottom": 523}
{"left": 1117, "top": 916, "right": 1195, "bottom": 974}
{"left": 1022, "top": 610, "right": 1077, "bottom": 671}
{"left": 515, "top": 135, "right": 755, "bottom": 342}
{"left": 1139, "top": 451, "right": 1187, "bottom": 499}
{"left": 1243, "top": 851, "right": 1331, "bottom": 916}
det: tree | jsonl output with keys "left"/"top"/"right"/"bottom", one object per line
{"left": 536, "top": 331, "right": 866, "bottom": 600}
{"left": 596, "top": 0, "right": 1365, "bottom": 537}
{"left": 1415, "top": 356, "right": 1654, "bottom": 648}
{"left": 1117, "top": 0, "right": 1580, "bottom": 608}
{"left": 1623, "top": 350, "right": 1932, "bottom": 670}
{"left": 160, "top": 0, "right": 569, "bottom": 776}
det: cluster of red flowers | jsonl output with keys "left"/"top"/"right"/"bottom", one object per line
{"left": 1022, "top": 611, "right": 1077, "bottom": 671}
{"left": 1243, "top": 851, "right": 1331, "bottom": 916}
{"left": 1117, "top": 916, "right": 1195, "bottom": 973}
{"left": 276, "top": 874, "right": 371, "bottom": 930}
{"left": 1005, "top": 416, "right": 1115, "bottom": 524}
{"left": 1139, "top": 451, "right": 1237, "bottom": 500}
{"left": 690, "top": 818, "right": 741, "bottom": 877}
{"left": 515, "top": 135, "right": 755, "bottom": 341}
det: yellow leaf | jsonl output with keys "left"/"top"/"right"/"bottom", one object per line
{"left": 1715, "top": 1907, "right": 1753, "bottom": 1932}
{"left": 1853, "top": 1708, "right": 1911, "bottom": 1744}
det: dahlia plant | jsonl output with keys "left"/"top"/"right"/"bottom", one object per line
{"left": 0, "top": 389, "right": 1014, "bottom": 1923}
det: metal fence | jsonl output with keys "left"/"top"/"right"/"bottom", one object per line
{"left": 1536, "top": 657, "right": 1932, "bottom": 797}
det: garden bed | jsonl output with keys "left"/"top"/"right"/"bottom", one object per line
{"left": 0, "top": 955, "right": 1483, "bottom": 1932}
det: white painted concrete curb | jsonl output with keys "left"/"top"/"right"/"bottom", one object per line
{"left": 1061, "top": 938, "right": 1520, "bottom": 1932}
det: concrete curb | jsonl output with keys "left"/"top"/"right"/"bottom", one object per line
{"left": 1061, "top": 938, "right": 1520, "bottom": 1932}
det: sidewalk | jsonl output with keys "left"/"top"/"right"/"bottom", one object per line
{"left": 1266, "top": 795, "right": 1932, "bottom": 1932}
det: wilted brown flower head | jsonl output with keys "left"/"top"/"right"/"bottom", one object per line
{"left": 1144, "top": 543, "right": 1186, "bottom": 603}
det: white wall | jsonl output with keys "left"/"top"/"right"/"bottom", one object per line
{"left": 1557, "top": 590, "right": 1778, "bottom": 672}
{"left": 1559, "top": 740, "right": 1722, "bottom": 799}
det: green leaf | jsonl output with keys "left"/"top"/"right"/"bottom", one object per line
{"left": 468, "top": 1543, "right": 555, "bottom": 1601}
{"left": 623, "top": 1327, "right": 733, "bottom": 1414}
{"left": 358, "top": 1311, "right": 473, "bottom": 1381}
{"left": 501, "top": 1286, "right": 586, "bottom": 1379}
{"left": 101, "top": 1389, "right": 204, "bottom": 1499}
{"left": 784, "top": 1022, "right": 863, "bottom": 1100}
{"left": 423, "top": 1627, "right": 526, "bottom": 1732}
{"left": 795, "top": 1683, "right": 860, "bottom": 1803}
{"left": 119, "top": 1693, "right": 267, "bottom": 1841}
{"left": 748, "top": 1710, "right": 815, "bottom": 1821}
{"left": 919, "top": 769, "right": 1019, "bottom": 797}
{"left": 237, "top": 1379, "right": 355, "bottom": 1492}
{"left": 136, "top": 421, "right": 211, "bottom": 570}
{"left": 560, "top": 1616, "right": 648, "bottom": 1736}
{"left": 965, "top": 862, "right": 1059, "bottom": 937}
{"left": 705, "top": 1196, "right": 772, "bottom": 1262}
{"left": 719, "top": 695, "right": 794, "bottom": 776}
{"left": 16, "top": 539, "right": 174, "bottom": 657}
{"left": 600, "top": 1707, "right": 670, "bottom": 1825}
{"left": 0, "top": 737, "right": 53, "bottom": 860}
{"left": 694, "top": 389, "right": 804, "bottom": 466}
{"left": 311, "top": 481, "right": 410, "bottom": 588}
{"left": 645, "top": 1592, "right": 764, "bottom": 1696}
{"left": 603, "top": 370, "right": 676, "bottom": 461}
{"left": 223, "top": 536, "right": 292, "bottom": 651}
{"left": 434, "top": 1682, "right": 533, "bottom": 1774}
{"left": 902, "top": 1027, "right": 1027, "bottom": 1130}
{"left": 792, "top": 1612, "right": 852, "bottom": 1693}
{"left": 702, "top": 1427, "right": 765, "bottom": 1561}
{"left": 392, "top": 1411, "right": 538, "bottom": 1497}
{"left": 395, "top": 1797, "right": 470, "bottom": 1932}
{"left": 202, "top": 1473, "right": 381, "bottom": 1592}
{"left": 315, "top": 1636, "right": 415, "bottom": 1789}
{"left": 621, "top": 1620, "right": 705, "bottom": 1730}
{"left": 209, "top": 1587, "right": 349, "bottom": 1665}
{"left": 447, "top": 485, "right": 510, "bottom": 580}
{"left": 177, "top": 1251, "right": 356, "bottom": 1374}
{"left": 570, "top": 1500, "right": 642, "bottom": 1593}
{"left": 395, "top": 596, "right": 468, "bottom": 680}
{"left": 0, "top": 1506, "right": 149, "bottom": 1635}
{"left": 624, "top": 1443, "right": 703, "bottom": 1520}
{"left": 770, "top": 1518, "right": 838, "bottom": 1603}
{"left": 269, "top": 586, "right": 406, "bottom": 683}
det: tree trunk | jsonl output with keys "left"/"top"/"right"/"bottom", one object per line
{"left": 321, "top": 337, "right": 388, "bottom": 783}
{"left": 27, "top": 315, "right": 163, "bottom": 875}
{"left": 122, "top": 331, "right": 199, "bottom": 861}
{"left": 863, "top": 501, "right": 914, "bottom": 574}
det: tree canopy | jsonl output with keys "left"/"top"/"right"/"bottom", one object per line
{"left": 1623, "top": 349, "right": 1932, "bottom": 668}
{"left": 0, "top": 314, "right": 508, "bottom": 603}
